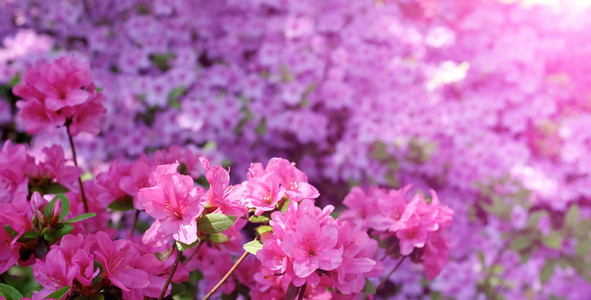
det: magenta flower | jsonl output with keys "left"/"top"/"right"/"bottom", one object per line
{"left": 91, "top": 232, "right": 150, "bottom": 291}
{"left": 138, "top": 163, "right": 206, "bottom": 245}
{"left": 13, "top": 56, "right": 105, "bottom": 136}
{"left": 33, "top": 249, "right": 77, "bottom": 299}
{"left": 244, "top": 171, "right": 286, "bottom": 215}
{"left": 281, "top": 214, "right": 342, "bottom": 280}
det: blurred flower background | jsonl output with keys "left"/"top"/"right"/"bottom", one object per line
{"left": 2, "top": 0, "right": 591, "bottom": 299}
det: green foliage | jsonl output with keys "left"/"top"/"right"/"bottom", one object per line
{"left": 208, "top": 233, "right": 229, "bottom": 243}
{"left": 108, "top": 195, "right": 134, "bottom": 211}
{"left": 243, "top": 240, "right": 263, "bottom": 255}
{"left": 362, "top": 279, "right": 376, "bottom": 295}
{"left": 197, "top": 213, "right": 236, "bottom": 234}
{"left": 176, "top": 240, "right": 200, "bottom": 251}
{"left": 540, "top": 260, "right": 555, "bottom": 284}
{"left": 0, "top": 283, "right": 23, "bottom": 300}
{"left": 45, "top": 286, "right": 70, "bottom": 299}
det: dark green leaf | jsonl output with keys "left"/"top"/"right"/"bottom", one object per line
{"left": 0, "top": 283, "right": 24, "bottom": 300}
{"left": 197, "top": 213, "right": 236, "bottom": 234}
{"left": 44, "top": 196, "right": 58, "bottom": 220}
{"left": 17, "top": 230, "right": 41, "bottom": 242}
{"left": 209, "top": 233, "right": 229, "bottom": 243}
{"left": 92, "top": 261, "right": 104, "bottom": 287}
{"left": 510, "top": 235, "right": 533, "bottom": 252}
{"left": 243, "top": 240, "right": 263, "bottom": 255}
{"left": 63, "top": 213, "right": 96, "bottom": 224}
{"left": 362, "top": 279, "right": 376, "bottom": 294}
{"left": 540, "top": 260, "right": 555, "bottom": 284}
{"left": 108, "top": 196, "right": 134, "bottom": 212}
{"left": 3, "top": 225, "right": 18, "bottom": 239}
{"left": 45, "top": 285, "right": 70, "bottom": 299}
{"left": 44, "top": 183, "right": 69, "bottom": 195}
{"left": 55, "top": 194, "right": 70, "bottom": 222}
{"left": 44, "top": 224, "right": 74, "bottom": 243}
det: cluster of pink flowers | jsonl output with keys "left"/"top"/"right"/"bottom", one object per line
{"left": 12, "top": 56, "right": 105, "bottom": 136}
{"left": 257, "top": 199, "right": 382, "bottom": 295}
{"left": 341, "top": 186, "right": 453, "bottom": 280}
{"left": 33, "top": 232, "right": 188, "bottom": 299}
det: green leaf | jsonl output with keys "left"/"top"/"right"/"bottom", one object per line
{"left": 197, "top": 213, "right": 236, "bottom": 234}
{"left": 44, "top": 196, "right": 58, "bottom": 220}
{"left": 17, "top": 230, "right": 41, "bottom": 242}
{"left": 43, "top": 193, "right": 70, "bottom": 222}
{"left": 44, "top": 224, "right": 74, "bottom": 243}
{"left": 280, "top": 199, "right": 291, "bottom": 213}
{"left": 540, "top": 260, "right": 555, "bottom": 284}
{"left": 63, "top": 213, "right": 96, "bottom": 224}
{"left": 255, "top": 225, "right": 273, "bottom": 235}
{"left": 108, "top": 196, "right": 134, "bottom": 211}
{"left": 490, "top": 264, "right": 504, "bottom": 275}
{"left": 44, "top": 183, "right": 70, "bottom": 195}
{"left": 542, "top": 232, "right": 562, "bottom": 250}
{"left": 3, "top": 225, "right": 18, "bottom": 239}
{"left": 248, "top": 214, "right": 271, "bottom": 224}
{"left": 55, "top": 194, "right": 70, "bottom": 222}
{"left": 527, "top": 210, "right": 548, "bottom": 229}
{"left": 243, "top": 240, "right": 263, "bottom": 255}
{"left": 576, "top": 240, "right": 591, "bottom": 257}
{"left": 45, "top": 285, "right": 70, "bottom": 299}
{"left": 176, "top": 240, "right": 199, "bottom": 251}
{"left": 92, "top": 261, "right": 104, "bottom": 287}
{"left": 208, "top": 233, "right": 229, "bottom": 243}
{"left": 362, "top": 279, "right": 377, "bottom": 294}
{"left": 564, "top": 205, "right": 580, "bottom": 228}
{"left": 155, "top": 245, "right": 175, "bottom": 261}
{"left": 510, "top": 235, "right": 533, "bottom": 252}
{"left": 168, "top": 86, "right": 186, "bottom": 109}
{"left": 0, "top": 283, "right": 24, "bottom": 300}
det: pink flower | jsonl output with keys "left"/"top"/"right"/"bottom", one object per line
{"left": 244, "top": 171, "right": 286, "bottom": 215}
{"left": 71, "top": 249, "right": 100, "bottom": 286}
{"left": 331, "top": 221, "right": 380, "bottom": 294}
{"left": 138, "top": 163, "right": 206, "bottom": 245}
{"left": 200, "top": 157, "right": 248, "bottom": 217}
{"left": 281, "top": 214, "right": 342, "bottom": 281}
{"left": 33, "top": 249, "right": 77, "bottom": 299}
{"left": 91, "top": 232, "right": 150, "bottom": 291}
{"left": 13, "top": 56, "right": 105, "bottom": 136}
{"left": 266, "top": 158, "right": 320, "bottom": 202}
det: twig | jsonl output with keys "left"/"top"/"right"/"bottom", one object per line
{"left": 66, "top": 124, "right": 89, "bottom": 213}
{"left": 130, "top": 210, "right": 140, "bottom": 236}
{"left": 159, "top": 248, "right": 183, "bottom": 300}
{"left": 182, "top": 241, "right": 204, "bottom": 266}
{"left": 375, "top": 256, "right": 406, "bottom": 292}
{"left": 202, "top": 250, "right": 250, "bottom": 300}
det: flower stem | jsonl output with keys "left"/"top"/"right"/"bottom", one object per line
{"left": 130, "top": 210, "right": 140, "bottom": 236}
{"left": 159, "top": 248, "right": 183, "bottom": 300}
{"left": 66, "top": 124, "right": 89, "bottom": 213}
{"left": 202, "top": 250, "right": 250, "bottom": 300}
{"left": 182, "top": 241, "right": 204, "bottom": 266}
{"left": 375, "top": 256, "right": 406, "bottom": 292}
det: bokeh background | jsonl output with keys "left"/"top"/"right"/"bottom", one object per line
{"left": 2, "top": 0, "right": 591, "bottom": 299}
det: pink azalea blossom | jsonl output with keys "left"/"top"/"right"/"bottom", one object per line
{"left": 138, "top": 163, "right": 206, "bottom": 245}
